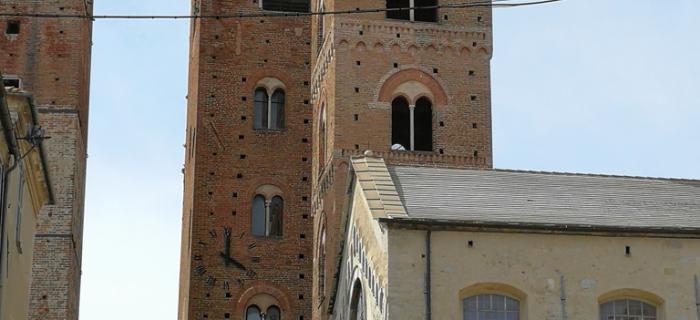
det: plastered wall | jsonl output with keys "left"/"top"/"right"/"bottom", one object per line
{"left": 388, "top": 229, "right": 700, "bottom": 320}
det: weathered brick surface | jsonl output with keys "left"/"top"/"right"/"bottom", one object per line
{"left": 0, "top": 1, "right": 92, "bottom": 319}
{"left": 181, "top": 1, "right": 494, "bottom": 319}
{"left": 179, "top": 1, "right": 313, "bottom": 319}
{"left": 309, "top": 2, "right": 494, "bottom": 319}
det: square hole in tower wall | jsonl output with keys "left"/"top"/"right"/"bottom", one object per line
{"left": 6, "top": 21, "right": 20, "bottom": 35}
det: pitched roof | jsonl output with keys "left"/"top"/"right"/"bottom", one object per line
{"left": 387, "top": 165, "right": 700, "bottom": 232}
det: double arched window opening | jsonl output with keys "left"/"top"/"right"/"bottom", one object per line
{"left": 391, "top": 96, "right": 433, "bottom": 152}
{"left": 252, "top": 194, "right": 283, "bottom": 237}
{"left": 254, "top": 87, "right": 285, "bottom": 130}
{"left": 246, "top": 305, "right": 281, "bottom": 320}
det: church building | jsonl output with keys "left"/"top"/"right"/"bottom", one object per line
{"left": 179, "top": 1, "right": 700, "bottom": 320}
{"left": 331, "top": 154, "right": 700, "bottom": 319}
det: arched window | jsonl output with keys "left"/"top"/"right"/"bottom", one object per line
{"left": 392, "top": 96, "right": 433, "bottom": 152}
{"left": 254, "top": 88, "right": 269, "bottom": 130}
{"left": 270, "top": 89, "right": 285, "bottom": 129}
{"left": 349, "top": 279, "right": 365, "bottom": 320}
{"left": 246, "top": 305, "right": 262, "bottom": 320}
{"left": 414, "top": 97, "right": 433, "bottom": 151}
{"left": 600, "top": 299, "right": 656, "bottom": 319}
{"left": 253, "top": 87, "right": 285, "bottom": 130}
{"left": 252, "top": 193, "right": 284, "bottom": 237}
{"left": 319, "top": 104, "right": 327, "bottom": 171}
{"left": 387, "top": 0, "right": 437, "bottom": 22}
{"left": 252, "top": 195, "right": 267, "bottom": 236}
{"left": 317, "top": 219, "right": 327, "bottom": 300}
{"left": 462, "top": 294, "right": 519, "bottom": 320}
{"left": 266, "top": 306, "right": 281, "bottom": 320}
{"left": 269, "top": 196, "right": 283, "bottom": 236}
{"left": 245, "top": 304, "right": 282, "bottom": 320}
{"left": 391, "top": 97, "right": 411, "bottom": 150}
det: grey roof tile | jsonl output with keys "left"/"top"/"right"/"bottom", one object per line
{"left": 388, "top": 166, "right": 700, "bottom": 230}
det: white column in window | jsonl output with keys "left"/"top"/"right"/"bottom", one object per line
{"left": 409, "top": 104, "right": 416, "bottom": 151}
{"left": 264, "top": 199, "right": 271, "bottom": 236}
{"left": 409, "top": 0, "right": 415, "bottom": 22}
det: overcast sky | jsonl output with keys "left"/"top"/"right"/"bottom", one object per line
{"left": 80, "top": 0, "right": 700, "bottom": 319}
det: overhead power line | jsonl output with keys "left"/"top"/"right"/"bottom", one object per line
{"left": 0, "top": 0, "right": 562, "bottom": 20}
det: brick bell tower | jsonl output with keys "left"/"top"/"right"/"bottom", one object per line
{"left": 0, "top": 1, "right": 93, "bottom": 319}
{"left": 309, "top": 0, "right": 493, "bottom": 319}
{"left": 179, "top": 1, "right": 313, "bottom": 319}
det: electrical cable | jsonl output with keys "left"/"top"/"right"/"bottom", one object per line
{"left": 0, "top": 0, "right": 563, "bottom": 20}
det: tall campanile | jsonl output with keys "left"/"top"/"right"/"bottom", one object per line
{"left": 309, "top": 1, "right": 493, "bottom": 319}
{"left": 0, "top": 1, "right": 93, "bottom": 319}
{"left": 179, "top": 1, "right": 313, "bottom": 319}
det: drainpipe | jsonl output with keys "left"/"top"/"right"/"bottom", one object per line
{"left": 694, "top": 275, "right": 700, "bottom": 320}
{"left": 425, "top": 230, "right": 432, "bottom": 320}
{"left": 559, "top": 273, "right": 568, "bottom": 320}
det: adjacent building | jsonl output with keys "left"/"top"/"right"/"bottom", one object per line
{"left": 333, "top": 155, "right": 700, "bottom": 319}
{"left": 0, "top": 84, "right": 53, "bottom": 320}
{"left": 1, "top": 1, "right": 94, "bottom": 319}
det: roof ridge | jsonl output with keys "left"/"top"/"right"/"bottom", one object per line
{"left": 387, "top": 164, "right": 700, "bottom": 183}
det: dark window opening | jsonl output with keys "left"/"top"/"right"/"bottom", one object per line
{"left": 387, "top": 0, "right": 410, "bottom": 20}
{"left": 349, "top": 280, "right": 365, "bottom": 320}
{"left": 267, "top": 306, "right": 281, "bottom": 320}
{"left": 2, "top": 77, "right": 20, "bottom": 89}
{"left": 253, "top": 88, "right": 268, "bottom": 130}
{"left": 6, "top": 21, "right": 20, "bottom": 35}
{"left": 251, "top": 195, "right": 266, "bottom": 236}
{"left": 415, "top": 0, "right": 437, "bottom": 22}
{"left": 269, "top": 196, "right": 283, "bottom": 236}
{"left": 271, "top": 89, "right": 285, "bottom": 129}
{"left": 414, "top": 97, "right": 433, "bottom": 151}
{"left": 263, "top": 0, "right": 310, "bottom": 13}
{"left": 391, "top": 97, "right": 410, "bottom": 150}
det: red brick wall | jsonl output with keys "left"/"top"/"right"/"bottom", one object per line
{"left": 179, "top": 1, "right": 313, "bottom": 319}
{"left": 310, "top": 1, "right": 494, "bottom": 319}
{"left": 0, "top": 1, "right": 92, "bottom": 319}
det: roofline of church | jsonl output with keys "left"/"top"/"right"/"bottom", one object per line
{"left": 379, "top": 217, "right": 700, "bottom": 239}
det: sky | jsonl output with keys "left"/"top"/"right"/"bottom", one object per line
{"left": 81, "top": 0, "right": 700, "bottom": 319}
